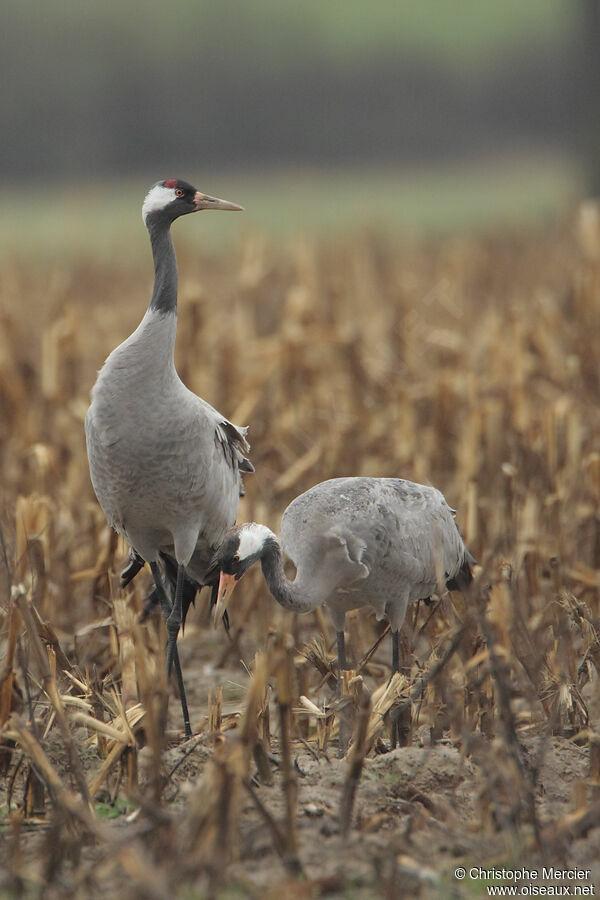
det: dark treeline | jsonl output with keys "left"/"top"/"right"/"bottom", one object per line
{"left": 0, "top": 2, "right": 587, "bottom": 179}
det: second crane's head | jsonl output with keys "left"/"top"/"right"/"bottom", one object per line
{"left": 210, "top": 523, "right": 277, "bottom": 625}
{"left": 142, "top": 179, "right": 244, "bottom": 228}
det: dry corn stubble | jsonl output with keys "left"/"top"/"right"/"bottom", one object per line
{"left": 1, "top": 216, "right": 600, "bottom": 894}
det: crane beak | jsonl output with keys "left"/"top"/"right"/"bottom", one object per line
{"left": 193, "top": 191, "right": 244, "bottom": 212}
{"left": 212, "top": 571, "right": 238, "bottom": 627}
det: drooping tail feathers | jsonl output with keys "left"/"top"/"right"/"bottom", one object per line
{"left": 445, "top": 550, "right": 476, "bottom": 592}
{"left": 217, "top": 419, "right": 254, "bottom": 496}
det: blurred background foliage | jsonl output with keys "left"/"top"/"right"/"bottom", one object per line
{"left": 0, "top": 1, "right": 597, "bottom": 255}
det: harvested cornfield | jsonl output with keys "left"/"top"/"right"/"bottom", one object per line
{"left": 1, "top": 208, "right": 600, "bottom": 897}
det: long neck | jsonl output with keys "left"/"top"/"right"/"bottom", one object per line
{"left": 147, "top": 220, "right": 178, "bottom": 314}
{"left": 260, "top": 542, "right": 322, "bottom": 614}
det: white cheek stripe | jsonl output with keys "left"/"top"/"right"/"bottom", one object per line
{"left": 142, "top": 185, "right": 176, "bottom": 223}
{"left": 237, "top": 524, "right": 274, "bottom": 560}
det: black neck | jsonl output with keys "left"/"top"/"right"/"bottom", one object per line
{"left": 147, "top": 218, "right": 178, "bottom": 314}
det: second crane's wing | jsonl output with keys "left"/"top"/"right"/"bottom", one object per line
{"left": 383, "top": 481, "right": 465, "bottom": 589}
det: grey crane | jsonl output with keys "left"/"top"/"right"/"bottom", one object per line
{"left": 85, "top": 178, "right": 250, "bottom": 738}
{"left": 211, "top": 476, "right": 474, "bottom": 743}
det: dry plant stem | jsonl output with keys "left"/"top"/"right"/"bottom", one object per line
{"left": 590, "top": 734, "right": 600, "bottom": 785}
{"left": 253, "top": 740, "right": 274, "bottom": 785}
{"left": 63, "top": 816, "right": 170, "bottom": 897}
{"left": 116, "top": 848, "right": 172, "bottom": 900}
{"left": 130, "top": 620, "right": 167, "bottom": 801}
{"left": 540, "top": 799, "right": 600, "bottom": 846}
{"left": 0, "top": 515, "right": 11, "bottom": 583}
{"left": 356, "top": 624, "right": 391, "bottom": 676}
{"left": 272, "top": 634, "right": 301, "bottom": 872}
{"left": 14, "top": 593, "right": 92, "bottom": 808}
{"left": 208, "top": 685, "right": 223, "bottom": 738}
{"left": 474, "top": 597, "right": 543, "bottom": 848}
{"left": 89, "top": 739, "right": 131, "bottom": 798}
{"left": 0, "top": 595, "right": 20, "bottom": 727}
{"left": 31, "top": 606, "right": 72, "bottom": 674}
{"left": 209, "top": 746, "right": 236, "bottom": 899}
{"left": 215, "top": 625, "right": 244, "bottom": 669}
{"left": 278, "top": 701, "right": 300, "bottom": 870}
{"left": 8, "top": 715, "right": 108, "bottom": 838}
{"left": 112, "top": 593, "right": 138, "bottom": 709}
{"left": 339, "top": 690, "right": 371, "bottom": 839}
{"left": 393, "top": 620, "right": 470, "bottom": 720}
{"left": 16, "top": 637, "right": 46, "bottom": 812}
{"left": 168, "top": 735, "right": 205, "bottom": 779}
{"left": 243, "top": 777, "right": 288, "bottom": 863}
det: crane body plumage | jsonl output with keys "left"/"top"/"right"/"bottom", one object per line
{"left": 213, "top": 476, "right": 473, "bottom": 683}
{"left": 85, "top": 179, "right": 248, "bottom": 737}
{"left": 85, "top": 307, "right": 249, "bottom": 570}
{"left": 278, "top": 477, "right": 470, "bottom": 631}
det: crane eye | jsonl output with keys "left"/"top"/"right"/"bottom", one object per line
{"left": 175, "top": 188, "right": 185, "bottom": 197}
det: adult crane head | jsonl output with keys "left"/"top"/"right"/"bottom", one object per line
{"left": 209, "top": 523, "right": 277, "bottom": 622}
{"left": 142, "top": 178, "right": 244, "bottom": 227}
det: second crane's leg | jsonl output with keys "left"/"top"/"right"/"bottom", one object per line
{"left": 337, "top": 629, "right": 349, "bottom": 757}
{"left": 391, "top": 629, "right": 412, "bottom": 749}
{"left": 391, "top": 630, "right": 400, "bottom": 748}
{"left": 392, "top": 630, "right": 400, "bottom": 675}
{"left": 149, "top": 562, "right": 192, "bottom": 740}
{"left": 337, "top": 629, "right": 347, "bottom": 695}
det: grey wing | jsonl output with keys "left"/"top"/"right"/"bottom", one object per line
{"left": 84, "top": 405, "right": 127, "bottom": 532}
{"left": 182, "top": 403, "right": 252, "bottom": 546}
{"left": 385, "top": 482, "right": 468, "bottom": 589}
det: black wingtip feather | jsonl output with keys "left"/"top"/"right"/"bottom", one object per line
{"left": 446, "top": 554, "right": 474, "bottom": 592}
{"left": 121, "top": 549, "right": 145, "bottom": 587}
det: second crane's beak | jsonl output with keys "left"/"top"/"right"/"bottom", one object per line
{"left": 193, "top": 191, "right": 244, "bottom": 212}
{"left": 212, "top": 571, "right": 238, "bottom": 627}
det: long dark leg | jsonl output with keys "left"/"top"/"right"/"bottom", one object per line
{"left": 165, "top": 563, "right": 185, "bottom": 678}
{"left": 337, "top": 628, "right": 348, "bottom": 757}
{"left": 336, "top": 630, "right": 346, "bottom": 696}
{"left": 391, "top": 630, "right": 400, "bottom": 749}
{"left": 391, "top": 629, "right": 413, "bottom": 750}
{"left": 392, "top": 630, "right": 400, "bottom": 675}
{"left": 150, "top": 561, "right": 192, "bottom": 740}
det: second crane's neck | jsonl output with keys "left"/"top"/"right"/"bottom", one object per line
{"left": 148, "top": 220, "right": 178, "bottom": 315}
{"left": 259, "top": 540, "right": 328, "bottom": 615}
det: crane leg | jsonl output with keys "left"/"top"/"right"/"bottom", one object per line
{"left": 391, "top": 629, "right": 411, "bottom": 750}
{"left": 336, "top": 630, "right": 346, "bottom": 695}
{"left": 150, "top": 561, "right": 192, "bottom": 740}
{"left": 391, "top": 630, "right": 400, "bottom": 748}
{"left": 165, "top": 562, "right": 185, "bottom": 677}
{"left": 392, "top": 630, "right": 400, "bottom": 674}
{"left": 336, "top": 629, "right": 349, "bottom": 757}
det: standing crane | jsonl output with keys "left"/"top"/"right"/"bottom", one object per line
{"left": 85, "top": 179, "right": 250, "bottom": 738}
{"left": 211, "top": 476, "right": 474, "bottom": 745}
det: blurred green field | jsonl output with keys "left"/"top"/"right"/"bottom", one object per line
{"left": 0, "top": 156, "right": 580, "bottom": 264}
{"left": 8, "top": 0, "right": 572, "bottom": 68}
